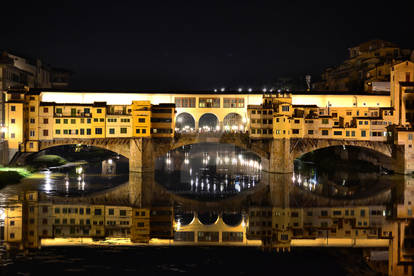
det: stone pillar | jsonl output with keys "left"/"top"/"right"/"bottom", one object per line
{"left": 268, "top": 139, "right": 294, "bottom": 173}
{"left": 391, "top": 144, "right": 407, "bottom": 174}
{"left": 129, "top": 138, "right": 155, "bottom": 173}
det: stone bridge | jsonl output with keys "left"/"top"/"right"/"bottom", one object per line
{"left": 35, "top": 135, "right": 405, "bottom": 174}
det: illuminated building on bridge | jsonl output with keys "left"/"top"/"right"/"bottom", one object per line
{"left": 2, "top": 60, "right": 414, "bottom": 173}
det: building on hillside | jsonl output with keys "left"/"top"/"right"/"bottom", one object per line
{"left": 0, "top": 50, "right": 72, "bottom": 136}
{"left": 313, "top": 40, "right": 412, "bottom": 92}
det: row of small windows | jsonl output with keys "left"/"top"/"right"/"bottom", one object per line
{"left": 251, "top": 129, "right": 273, "bottom": 135}
{"left": 55, "top": 128, "right": 102, "bottom": 135}
{"left": 250, "top": 110, "right": 273, "bottom": 115}
{"left": 55, "top": 108, "right": 99, "bottom": 114}
{"left": 175, "top": 97, "right": 245, "bottom": 108}
{"left": 109, "top": 128, "right": 128, "bottom": 134}
{"left": 250, "top": 209, "right": 369, "bottom": 217}
{"left": 251, "top": 119, "right": 272, "bottom": 124}
{"left": 107, "top": 118, "right": 131, "bottom": 123}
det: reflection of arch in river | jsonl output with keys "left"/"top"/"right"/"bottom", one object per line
{"left": 40, "top": 171, "right": 398, "bottom": 211}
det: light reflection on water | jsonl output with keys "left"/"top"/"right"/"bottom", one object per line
{"left": 1, "top": 162, "right": 129, "bottom": 197}
{"left": 155, "top": 143, "right": 262, "bottom": 199}
{"left": 292, "top": 159, "right": 395, "bottom": 198}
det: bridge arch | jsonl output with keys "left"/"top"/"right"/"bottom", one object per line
{"left": 198, "top": 113, "right": 219, "bottom": 131}
{"left": 223, "top": 112, "right": 245, "bottom": 132}
{"left": 175, "top": 112, "right": 196, "bottom": 132}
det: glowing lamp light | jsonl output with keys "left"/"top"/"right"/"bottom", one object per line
{"left": 238, "top": 88, "right": 242, "bottom": 92}
{"left": 248, "top": 88, "right": 252, "bottom": 92}
{"left": 221, "top": 88, "right": 225, "bottom": 92}
{"left": 0, "top": 208, "right": 5, "bottom": 220}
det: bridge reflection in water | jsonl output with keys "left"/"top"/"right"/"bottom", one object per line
{"left": 1, "top": 170, "right": 414, "bottom": 274}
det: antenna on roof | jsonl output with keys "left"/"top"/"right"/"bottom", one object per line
{"left": 305, "top": 75, "right": 311, "bottom": 91}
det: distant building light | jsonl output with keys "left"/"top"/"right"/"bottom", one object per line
{"left": 221, "top": 88, "right": 225, "bottom": 92}
{"left": 248, "top": 88, "right": 252, "bottom": 92}
{"left": 238, "top": 88, "right": 242, "bottom": 92}
{"left": 214, "top": 89, "right": 217, "bottom": 92}
{"left": 263, "top": 88, "right": 267, "bottom": 92}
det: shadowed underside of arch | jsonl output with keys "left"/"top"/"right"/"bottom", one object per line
{"left": 38, "top": 138, "right": 132, "bottom": 159}
{"left": 290, "top": 138, "right": 393, "bottom": 160}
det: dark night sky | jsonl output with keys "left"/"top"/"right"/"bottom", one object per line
{"left": 2, "top": 1, "right": 414, "bottom": 90}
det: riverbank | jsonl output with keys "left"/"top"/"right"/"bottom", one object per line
{"left": 0, "top": 167, "right": 31, "bottom": 188}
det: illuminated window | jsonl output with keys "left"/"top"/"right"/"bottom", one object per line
{"left": 281, "top": 105, "right": 289, "bottom": 112}
{"left": 86, "top": 129, "right": 91, "bottom": 135}
{"left": 55, "top": 119, "right": 61, "bottom": 124}
{"left": 95, "top": 128, "right": 103, "bottom": 135}
{"left": 109, "top": 128, "right": 115, "bottom": 134}
{"left": 29, "top": 130, "right": 35, "bottom": 137}
{"left": 97, "top": 109, "right": 102, "bottom": 113}
{"left": 64, "top": 119, "right": 68, "bottom": 124}
{"left": 55, "top": 130, "right": 60, "bottom": 135}
{"left": 11, "top": 105, "right": 16, "bottom": 111}
{"left": 361, "top": 130, "right": 366, "bottom": 137}
{"left": 223, "top": 98, "right": 244, "bottom": 108}
{"left": 71, "top": 119, "right": 76, "bottom": 124}
{"left": 56, "top": 108, "right": 62, "bottom": 113}
{"left": 120, "top": 128, "right": 127, "bottom": 134}
{"left": 199, "top": 98, "right": 220, "bottom": 108}
{"left": 175, "top": 97, "right": 196, "bottom": 108}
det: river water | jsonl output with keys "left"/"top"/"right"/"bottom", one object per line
{"left": 0, "top": 143, "right": 412, "bottom": 275}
